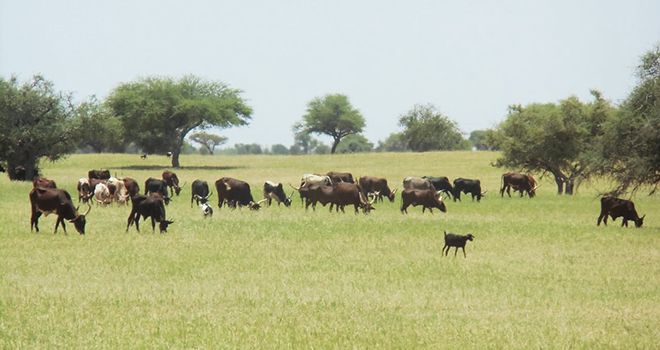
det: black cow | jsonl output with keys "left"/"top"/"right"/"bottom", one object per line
{"left": 326, "top": 171, "right": 354, "bottom": 184}
{"left": 501, "top": 172, "right": 538, "bottom": 198}
{"left": 88, "top": 169, "right": 111, "bottom": 180}
{"left": 191, "top": 180, "right": 213, "bottom": 206}
{"left": 263, "top": 181, "right": 292, "bottom": 207}
{"left": 30, "top": 187, "right": 91, "bottom": 235}
{"left": 162, "top": 171, "right": 182, "bottom": 196}
{"left": 358, "top": 176, "right": 397, "bottom": 202}
{"left": 400, "top": 188, "right": 447, "bottom": 214}
{"left": 452, "top": 178, "right": 486, "bottom": 202}
{"left": 126, "top": 194, "right": 174, "bottom": 233}
{"left": 215, "top": 177, "right": 266, "bottom": 210}
{"left": 145, "top": 178, "right": 170, "bottom": 204}
{"left": 597, "top": 196, "right": 645, "bottom": 228}
{"left": 422, "top": 176, "right": 453, "bottom": 198}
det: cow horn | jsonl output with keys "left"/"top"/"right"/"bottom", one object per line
{"left": 83, "top": 203, "right": 92, "bottom": 216}
{"left": 481, "top": 190, "right": 488, "bottom": 196}
{"left": 206, "top": 190, "right": 213, "bottom": 199}
{"left": 368, "top": 195, "right": 376, "bottom": 204}
{"left": 288, "top": 191, "right": 294, "bottom": 199}
{"left": 256, "top": 198, "right": 268, "bottom": 205}
{"left": 289, "top": 183, "right": 301, "bottom": 191}
{"left": 391, "top": 188, "right": 398, "bottom": 195}
{"left": 641, "top": 214, "right": 646, "bottom": 219}
{"left": 374, "top": 190, "right": 380, "bottom": 196}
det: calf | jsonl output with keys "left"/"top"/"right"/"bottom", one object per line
{"left": 452, "top": 178, "right": 486, "bottom": 202}
{"left": 94, "top": 183, "right": 113, "bottom": 206}
{"left": 263, "top": 181, "right": 292, "bottom": 207}
{"left": 77, "top": 177, "right": 93, "bottom": 203}
{"left": 126, "top": 194, "right": 174, "bottom": 233}
{"left": 30, "top": 187, "right": 91, "bottom": 235}
{"left": 122, "top": 177, "right": 140, "bottom": 197}
{"left": 108, "top": 177, "right": 129, "bottom": 205}
{"left": 442, "top": 231, "right": 474, "bottom": 258}
{"left": 400, "top": 188, "right": 447, "bottom": 214}
{"left": 162, "top": 171, "right": 183, "bottom": 196}
{"left": 597, "top": 196, "right": 645, "bottom": 228}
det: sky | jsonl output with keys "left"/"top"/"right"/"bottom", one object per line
{"left": 1, "top": 0, "right": 659, "bottom": 148}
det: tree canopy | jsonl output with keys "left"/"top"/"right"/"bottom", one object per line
{"left": 75, "top": 98, "right": 125, "bottom": 153}
{"left": 0, "top": 75, "right": 78, "bottom": 180}
{"left": 106, "top": 75, "right": 252, "bottom": 167}
{"left": 376, "top": 132, "right": 409, "bottom": 152}
{"left": 297, "top": 94, "right": 365, "bottom": 154}
{"left": 398, "top": 104, "right": 467, "bottom": 152}
{"left": 591, "top": 46, "right": 660, "bottom": 195}
{"left": 335, "top": 134, "right": 373, "bottom": 153}
{"left": 492, "top": 92, "right": 614, "bottom": 194}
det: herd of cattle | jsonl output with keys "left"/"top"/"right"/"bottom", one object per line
{"left": 27, "top": 169, "right": 646, "bottom": 235}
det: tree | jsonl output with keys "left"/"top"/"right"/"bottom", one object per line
{"left": 493, "top": 92, "right": 613, "bottom": 195}
{"left": 107, "top": 75, "right": 251, "bottom": 167}
{"left": 335, "top": 134, "right": 373, "bottom": 153}
{"left": 469, "top": 129, "right": 498, "bottom": 151}
{"left": 189, "top": 131, "right": 227, "bottom": 155}
{"left": 291, "top": 127, "right": 319, "bottom": 154}
{"left": 75, "top": 97, "right": 125, "bottom": 153}
{"left": 297, "top": 94, "right": 365, "bottom": 154}
{"left": 399, "top": 104, "right": 467, "bottom": 152}
{"left": 0, "top": 75, "right": 78, "bottom": 180}
{"left": 271, "top": 144, "right": 290, "bottom": 155}
{"left": 376, "top": 132, "right": 409, "bottom": 152}
{"left": 592, "top": 46, "right": 660, "bottom": 195}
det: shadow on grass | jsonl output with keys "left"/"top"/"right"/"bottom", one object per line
{"left": 115, "top": 165, "right": 244, "bottom": 171}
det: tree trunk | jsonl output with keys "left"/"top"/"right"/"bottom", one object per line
{"left": 171, "top": 150, "right": 181, "bottom": 168}
{"left": 554, "top": 176, "right": 564, "bottom": 194}
{"left": 565, "top": 179, "right": 575, "bottom": 195}
{"left": 331, "top": 137, "right": 341, "bottom": 154}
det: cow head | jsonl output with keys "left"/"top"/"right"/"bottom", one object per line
{"left": 466, "top": 233, "right": 475, "bottom": 241}
{"left": 159, "top": 219, "right": 174, "bottom": 233}
{"left": 249, "top": 199, "right": 268, "bottom": 210}
{"left": 388, "top": 188, "right": 398, "bottom": 202}
{"left": 635, "top": 215, "right": 645, "bottom": 228}
{"left": 200, "top": 202, "right": 213, "bottom": 217}
{"left": 69, "top": 204, "right": 91, "bottom": 235}
{"left": 435, "top": 193, "right": 448, "bottom": 212}
{"left": 285, "top": 191, "right": 294, "bottom": 207}
{"left": 359, "top": 192, "right": 376, "bottom": 214}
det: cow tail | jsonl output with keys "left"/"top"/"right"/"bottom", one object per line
{"left": 500, "top": 174, "right": 504, "bottom": 193}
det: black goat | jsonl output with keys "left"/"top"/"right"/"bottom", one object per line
{"left": 442, "top": 231, "right": 475, "bottom": 258}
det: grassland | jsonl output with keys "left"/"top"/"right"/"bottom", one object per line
{"left": 0, "top": 152, "right": 658, "bottom": 348}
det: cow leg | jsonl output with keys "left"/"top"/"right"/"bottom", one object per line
{"left": 55, "top": 217, "right": 67, "bottom": 234}
{"left": 442, "top": 245, "right": 447, "bottom": 256}
{"left": 429, "top": 208, "right": 433, "bottom": 214}
{"left": 597, "top": 212, "right": 607, "bottom": 226}
{"left": 31, "top": 210, "right": 42, "bottom": 232}
{"left": 400, "top": 203, "right": 409, "bottom": 214}
{"left": 126, "top": 210, "right": 136, "bottom": 232}
{"left": 462, "top": 247, "right": 466, "bottom": 258}
{"left": 151, "top": 217, "right": 157, "bottom": 233}
{"left": 622, "top": 219, "right": 627, "bottom": 227}
{"left": 134, "top": 216, "right": 141, "bottom": 232}
{"left": 454, "top": 247, "right": 458, "bottom": 257}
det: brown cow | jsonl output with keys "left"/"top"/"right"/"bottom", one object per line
{"left": 30, "top": 187, "right": 91, "bottom": 234}
{"left": 32, "top": 177, "right": 57, "bottom": 188}
{"left": 122, "top": 177, "right": 140, "bottom": 197}
{"left": 400, "top": 188, "right": 447, "bottom": 214}
{"left": 326, "top": 171, "right": 354, "bottom": 184}
{"left": 358, "top": 176, "right": 397, "bottom": 202}
{"left": 501, "top": 172, "right": 538, "bottom": 198}
{"left": 597, "top": 196, "right": 645, "bottom": 228}
{"left": 162, "top": 171, "right": 182, "bottom": 196}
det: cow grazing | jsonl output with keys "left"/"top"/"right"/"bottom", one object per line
{"left": 30, "top": 187, "right": 91, "bottom": 235}
{"left": 263, "top": 181, "right": 293, "bottom": 207}
{"left": 422, "top": 176, "right": 453, "bottom": 198}
{"left": 94, "top": 183, "right": 113, "bottom": 206}
{"left": 191, "top": 180, "right": 213, "bottom": 206}
{"left": 122, "top": 177, "right": 140, "bottom": 197}
{"left": 442, "top": 231, "right": 474, "bottom": 258}
{"left": 452, "top": 178, "right": 486, "bottom": 202}
{"left": 215, "top": 177, "right": 266, "bottom": 210}
{"left": 500, "top": 172, "right": 538, "bottom": 198}
{"left": 126, "top": 194, "right": 174, "bottom": 233}
{"left": 162, "top": 171, "right": 183, "bottom": 196}
{"left": 32, "top": 177, "right": 57, "bottom": 189}
{"left": 77, "top": 178, "right": 93, "bottom": 203}
{"left": 145, "top": 178, "right": 170, "bottom": 204}
{"left": 108, "top": 177, "right": 129, "bottom": 205}
{"left": 303, "top": 183, "right": 375, "bottom": 214}
{"left": 400, "top": 188, "right": 447, "bottom": 214}
{"left": 358, "top": 176, "right": 397, "bottom": 202}
{"left": 403, "top": 176, "right": 434, "bottom": 190}
{"left": 326, "top": 171, "right": 354, "bottom": 184}
{"left": 88, "top": 169, "right": 111, "bottom": 180}
{"left": 597, "top": 196, "right": 645, "bottom": 228}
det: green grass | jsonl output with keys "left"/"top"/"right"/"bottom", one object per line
{"left": 0, "top": 152, "right": 658, "bottom": 348}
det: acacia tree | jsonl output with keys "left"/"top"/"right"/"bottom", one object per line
{"left": 107, "top": 75, "right": 252, "bottom": 167}
{"left": 493, "top": 92, "right": 613, "bottom": 194}
{"left": 0, "top": 75, "right": 78, "bottom": 180}
{"left": 399, "top": 104, "right": 467, "bottom": 151}
{"left": 297, "top": 94, "right": 365, "bottom": 154}
{"left": 592, "top": 46, "right": 660, "bottom": 195}
{"left": 189, "top": 131, "right": 227, "bottom": 155}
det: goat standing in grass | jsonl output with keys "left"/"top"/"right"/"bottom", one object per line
{"left": 443, "top": 231, "right": 474, "bottom": 258}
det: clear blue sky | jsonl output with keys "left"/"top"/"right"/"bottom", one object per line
{"left": 1, "top": 0, "right": 659, "bottom": 147}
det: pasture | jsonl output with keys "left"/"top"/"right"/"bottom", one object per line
{"left": 1, "top": 152, "right": 658, "bottom": 348}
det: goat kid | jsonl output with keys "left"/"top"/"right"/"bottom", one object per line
{"left": 443, "top": 231, "right": 475, "bottom": 258}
